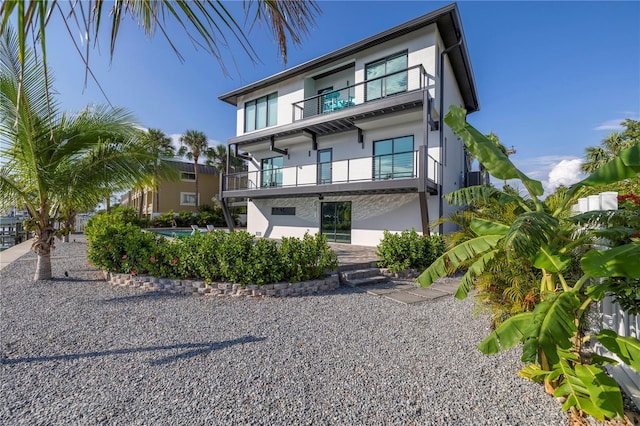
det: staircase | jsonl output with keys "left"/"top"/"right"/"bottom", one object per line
{"left": 339, "top": 263, "right": 390, "bottom": 288}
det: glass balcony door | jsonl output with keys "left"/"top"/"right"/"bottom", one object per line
{"left": 373, "top": 136, "right": 414, "bottom": 180}
{"left": 261, "top": 156, "right": 284, "bottom": 188}
{"left": 317, "top": 148, "right": 332, "bottom": 184}
{"left": 321, "top": 201, "right": 351, "bottom": 243}
{"left": 365, "top": 52, "right": 408, "bottom": 101}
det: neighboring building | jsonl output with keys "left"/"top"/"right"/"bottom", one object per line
{"left": 218, "top": 3, "right": 480, "bottom": 246}
{"left": 120, "top": 160, "right": 219, "bottom": 217}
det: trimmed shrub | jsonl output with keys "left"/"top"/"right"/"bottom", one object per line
{"left": 86, "top": 212, "right": 338, "bottom": 285}
{"left": 376, "top": 229, "right": 446, "bottom": 273}
{"left": 280, "top": 233, "right": 338, "bottom": 282}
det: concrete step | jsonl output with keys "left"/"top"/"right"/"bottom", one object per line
{"left": 340, "top": 268, "right": 390, "bottom": 287}
{"left": 340, "top": 268, "right": 384, "bottom": 281}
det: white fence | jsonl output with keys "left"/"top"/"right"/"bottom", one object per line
{"left": 574, "top": 192, "right": 640, "bottom": 407}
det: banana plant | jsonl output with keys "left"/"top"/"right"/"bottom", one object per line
{"left": 417, "top": 105, "right": 640, "bottom": 420}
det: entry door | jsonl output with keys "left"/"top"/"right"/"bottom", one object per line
{"left": 321, "top": 201, "right": 351, "bottom": 243}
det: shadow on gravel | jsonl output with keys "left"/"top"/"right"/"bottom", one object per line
{"left": 1, "top": 336, "right": 266, "bottom": 366}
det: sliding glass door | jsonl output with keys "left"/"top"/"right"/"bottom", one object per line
{"left": 321, "top": 201, "right": 351, "bottom": 243}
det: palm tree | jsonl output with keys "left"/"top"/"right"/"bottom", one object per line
{"left": 0, "top": 28, "right": 156, "bottom": 280}
{"left": 178, "top": 130, "right": 213, "bottom": 212}
{"left": 139, "top": 128, "right": 177, "bottom": 216}
{"left": 1, "top": 1, "right": 320, "bottom": 99}
{"left": 581, "top": 131, "right": 629, "bottom": 173}
{"left": 209, "top": 144, "right": 246, "bottom": 174}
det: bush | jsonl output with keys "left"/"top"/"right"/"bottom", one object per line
{"left": 376, "top": 229, "right": 446, "bottom": 273}
{"left": 280, "top": 233, "right": 339, "bottom": 282}
{"left": 86, "top": 215, "right": 160, "bottom": 274}
{"left": 86, "top": 212, "right": 338, "bottom": 285}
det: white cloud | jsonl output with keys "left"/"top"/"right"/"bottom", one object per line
{"left": 546, "top": 159, "right": 585, "bottom": 193}
{"left": 594, "top": 119, "right": 625, "bottom": 131}
{"left": 594, "top": 114, "right": 640, "bottom": 131}
{"left": 493, "top": 156, "right": 585, "bottom": 197}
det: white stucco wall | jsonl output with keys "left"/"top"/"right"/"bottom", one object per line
{"left": 247, "top": 193, "right": 424, "bottom": 247}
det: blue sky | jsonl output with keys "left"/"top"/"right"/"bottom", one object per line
{"left": 45, "top": 1, "right": 639, "bottom": 194}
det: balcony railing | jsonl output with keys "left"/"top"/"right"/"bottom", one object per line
{"left": 292, "top": 65, "right": 431, "bottom": 122}
{"left": 223, "top": 148, "right": 441, "bottom": 193}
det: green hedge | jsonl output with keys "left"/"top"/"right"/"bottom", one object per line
{"left": 376, "top": 229, "right": 446, "bottom": 273}
{"left": 86, "top": 212, "right": 338, "bottom": 285}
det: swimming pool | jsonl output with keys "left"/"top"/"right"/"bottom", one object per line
{"left": 148, "top": 229, "right": 194, "bottom": 238}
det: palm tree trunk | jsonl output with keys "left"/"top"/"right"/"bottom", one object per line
{"left": 138, "top": 187, "right": 144, "bottom": 218}
{"left": 32, "top": 225, "right": 56, "bottom": 280}
{"left": 194, "top": 158, "right": 200, "bottom": 212}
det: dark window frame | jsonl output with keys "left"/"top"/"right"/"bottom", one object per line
{"left": 364, "top": 50, "right": 408, "bottom": 101}
{"left": 244, "top": 92, "right": 278, "bottom": 132}
{"left": 372, "top": 135, "right": 415, "bottom": 180}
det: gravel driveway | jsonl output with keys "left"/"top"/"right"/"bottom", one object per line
{"left": 1, "top": 238, "right": 567, "bottom": 425}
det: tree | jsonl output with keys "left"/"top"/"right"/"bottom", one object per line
{"left": 0, "top": 28, "right": 157, "bottom": 280}
{"left": 178, "top": 130, "right": 213, "bottom": 212}
{"left": 417, "top": 105, "right": 640, "bottom": 421}
{"left": 140, "top": 128, "right": 177, "bottom": 216}
{"left": 0, "top": 1, "right": 320, "bottom": 99}
{"left": 582, "top": 120, "right": 639, "bottom": 174}
{"left": 209, "top": 144, "right": 246, "bottom": 174}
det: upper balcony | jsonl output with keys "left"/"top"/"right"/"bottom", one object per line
{"left": 293, "top": 64, "right": 430, "bottom": 122}
{"left": 221, "top": 145, "right": 440, "bottom": 200}
{"left": 228, "top": 65, "right": 436, "bottom": 149}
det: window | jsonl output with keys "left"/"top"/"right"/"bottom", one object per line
{"left": 272, "top": 207, "right": 295, "bottom": 216}
{"left": 180, "top": 172, "right": 196, "bottom": 181}
{"left": 245, "top": 92, "right": 277, "bottom": 132}
{"left": 365, "top": 51, "right": 408, "bottom": 101}
{"left": 180, "top": 192, "right": 199, "bottom": 206}
{"left": 261, "top": 156, "right": 284, "bottom": 188}
{"left": 373, "top": 136, "right": 414, "bottom": 180}
{"left": 317, "top": 148, "right": 332, "bottom": 184}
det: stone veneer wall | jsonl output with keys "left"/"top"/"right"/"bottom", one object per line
{"left": 105, "top": 272, "right": 341, "bottom": 298}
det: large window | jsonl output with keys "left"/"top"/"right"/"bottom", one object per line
{"left": 245, "top": 93, "right": 277, "bottom": 132}
{"left": 261, "top": 156, "right": 284, "bottom": 188}
{"left": 365, "top": 52, "right": 408, "bottom": 101}
{"left": 373, "top": 136, "right": 414, "bottom": 180}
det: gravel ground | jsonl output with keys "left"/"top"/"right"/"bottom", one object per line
{"left": 1, "top": 238, "right": 567, "bottom": 425}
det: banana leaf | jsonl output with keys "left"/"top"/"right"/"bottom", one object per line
{"left": 454, "top": 249, "right": 498, "bottom": 299}
{"left": 552, "top": 356, "right": 613, "bottom": 420}
{"left": 581, "top": 242, "right": 640, "bottom": 278}
{"left": 477, "top": 312, "right": 533, "bottom": 354}
{"left": 532, "top": 246, "right": 571, "bottom": 273}
{"left": 469, "top": 217, "right": 509, "bottom": 236}
{"left": 444, "top": 106, "right": 544, "bottom": 197}
{"left": 521, "top": 291, "right": 580, "bottom": 365}
{"left": 574, "top": 364, "right": 623, "bottom": 420}
{"left": 569, "top": 142, "right": 640, "bottom": 195}
{"left": 596, "top": 329, "right": 640, "bottom": 373}
{"left": 416, "top": 234, "right": 503, "bottom": 288}
{"left": 503, "top": 211, "right": 559, "bottom": 260}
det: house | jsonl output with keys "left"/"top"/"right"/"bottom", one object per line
{"left": 120, "top": 160, "right": 220, "bottom": 217}
{"left": 217, "top": 3, "right": 479, "bottom": 246}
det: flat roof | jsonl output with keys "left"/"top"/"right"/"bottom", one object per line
{"left": 218, "top": 3, "right": 479, "bottom": 113}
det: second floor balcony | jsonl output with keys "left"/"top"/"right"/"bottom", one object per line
{"left": 221, "top": 146, "right": 440, "bottom": 200}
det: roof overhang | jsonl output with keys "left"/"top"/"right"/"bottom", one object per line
{"left": 218, "top": 3, "right": 479, "bottom": 113}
